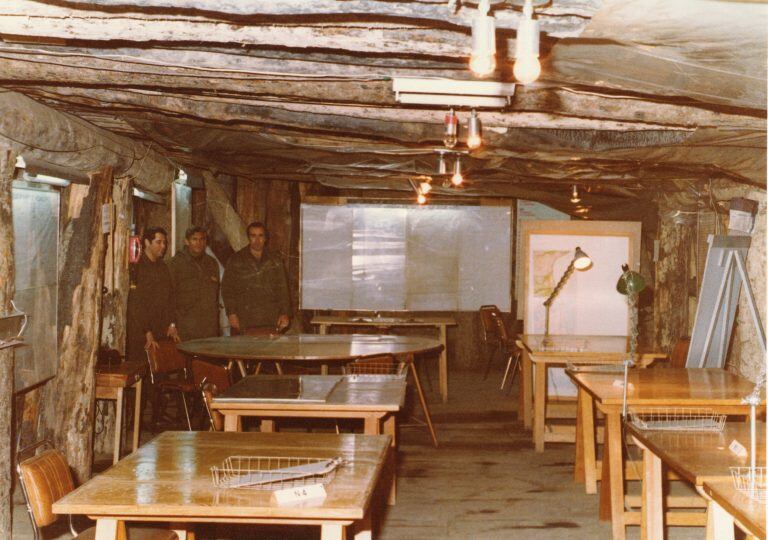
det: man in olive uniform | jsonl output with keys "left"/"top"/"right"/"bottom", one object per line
{"left": 222, "top": 221, "right": 290, "bottom": 334}
{"left": 167, "top": 226, "right": 220, "bottom": 341}
{"left": 126, "top": 227, "right": 179, "bottom": 363}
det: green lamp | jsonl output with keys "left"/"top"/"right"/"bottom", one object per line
{"left": 616, "top": 263, "right": 646, "bottom": 296}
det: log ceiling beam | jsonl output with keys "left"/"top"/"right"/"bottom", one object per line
{"left": 4, "top": 0, "right": 600, "bottom": 38}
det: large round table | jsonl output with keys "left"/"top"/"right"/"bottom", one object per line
{"left": 177, "top": 334, "right": 443, "bottom": 446}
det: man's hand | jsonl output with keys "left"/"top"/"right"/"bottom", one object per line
{"left": 276, "top": 314, "right": 289, "bottom": 332}
{"left": 144, "top": 331, "right": 159, "bottom": 351}
{"left": 228, "top": 314, "right": 241, "bottom": 332}
{"left": 167, "top": 324, "right": 180, "bottom": 343}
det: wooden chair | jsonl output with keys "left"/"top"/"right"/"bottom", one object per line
{"left": 16, "top": 440, "right": 177, "bottom": 540}
{"left": 190, "top": 359, "right": 232, "bottom": 394}
{"left": 200, "top": 379, "right": 224, "bottom": 432}
{"left": 146, "top": 340, "right": 196, "bottom": 431}
{"left": 480, "top": 305, "right": 520, "bottom": 387}
{"left": 344, "top": 353, "right": 407, "bottom": 376}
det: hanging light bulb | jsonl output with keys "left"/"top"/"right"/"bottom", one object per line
{"left": 417, "top": 190, "right": 427, "bottom": 205}
{"left": 451, "top": 157, "right": 464, "bottom": 186}
{"left": 437, "top": 151, "right": 447, "bottom": 175}
{"left": 443, "top": 109, "right": 458, "bottom": 148}
{"left": 513, "top": 0, "right": 541, "bottom": 84}
{"left": 467, "top": 110, "right": 482, "bottom": 150}
{"left": 419, "top": 179, "right": 432, "bottom": 195}
{"left": 570, "top": 184, "right": 581, "bottom": 203}
{"left": 470, "top": 0, "right": 496, "bottom": 78}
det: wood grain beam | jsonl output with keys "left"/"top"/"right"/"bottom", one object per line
{"left": 12, "top": 0, "right": 600, "bottom": 38}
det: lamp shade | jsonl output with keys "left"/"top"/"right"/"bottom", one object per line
{"left": 616, "top": 263, "right": 646, "bottom": 295}
{"left": 573, "top": 247, "right": 592, "bottom": 270}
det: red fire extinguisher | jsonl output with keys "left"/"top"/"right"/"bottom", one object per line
{"left": 128, "top": 228, "right": 141, "bottom": 264}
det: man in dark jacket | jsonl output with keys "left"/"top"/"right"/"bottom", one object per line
{"left": 221, "top": 221, "right": 290, "bottom": 334}
{"left": 167, "top": 226, "right": 220, "bottom": 341}
{"left": 126, "top": 227, "right": 179, "bottom": 362}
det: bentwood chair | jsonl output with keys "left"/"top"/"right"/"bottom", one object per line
{"left": 146, "top": 340, "right": 196, "bottom": 431}
{"left": 343, "top": 353, "right": 408, "bottom": 376}
{"left": 200, "top": 379, "right": 224, "bottom": 432}
{"left": 16, "top": 440, "right": 177, "bottom": 540}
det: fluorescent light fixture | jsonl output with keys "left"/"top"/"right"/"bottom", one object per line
{"left": 14, "top": 155, "right": 25, "bottom": 169}
{"left": 132, "top": 187, "right": 165, "bottom": 204}
{"left": 24, "top": 173, "right": 71, "bottom": 187}
{"left": 393, "top": 78, "right": 515, "bottom": 108}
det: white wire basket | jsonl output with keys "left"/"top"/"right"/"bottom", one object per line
{"left": 731, "top": 467, "right": 767, "bottom": 502}
{"left": 211, "top": 456, "right": 343, "bottom": 490}
{"left": 628, "top": 408, "right": 726, "bottom": 432}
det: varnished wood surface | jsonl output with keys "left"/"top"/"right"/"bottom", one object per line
{"left": 212, "top": 375, "right": 406, "bottom": 412}
{"left": 95, "top": 360, "right": 146, "bottom": 388}
{"left": 521, "top": 334, "right": 629, "bottom": 357}
{"left": 703, "top": 479, "right": 767, "bottom": 539}
{"left": 311, "top": 315, "right": 457, "bottom": 327}
{"left": 178, "top": 334, "right": 442, "bottom": 361}
{"left": 53, "top": 431, "right": 390, "bottom": 521}
{"left": 628, "top": 422, "right": 766, "bottom": 486}
{"left": 570, "top": 368, "right": 759, "bottom": 407}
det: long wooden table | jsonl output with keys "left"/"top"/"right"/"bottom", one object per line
{"left": 53, "top": 431, "right": 391, "bottom": 540}
{"left": 311, "top": 315, "right": 456, "bottom": 402}
{"left": 628, "top": 421, "right": 766, "bottom": 539}
{"left": 95, "top": 360, "right": 146, "bottom": 464}
{"left": 568, "top": 368, "right": 759, "bottom": 540}
{"left": 519, "top": 334, "right": 664, "bottom": 452}
{"left": 179, "top": 334, "right": 442, "bottom": 446}
{"left": 702, "top": 479, "right": 766, "bottom": 540}
{"left": 212, "top": 374, "right": 405, "bottom": 504}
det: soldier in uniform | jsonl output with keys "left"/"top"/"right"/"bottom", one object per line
{"left": 167, "top": 226, "right": 220, "bottom": 341}
{"left": 222, "top": 221, "right": 290, "bottom": 334}
{"left": 126, "top": 227, "right": 179, "bottom": 363}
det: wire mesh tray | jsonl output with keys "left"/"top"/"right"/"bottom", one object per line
{"left": 731, "top": 467, "right": 767, "bottom": 501}
{"left": 565, "top": 363, "right": 626, "bottom": 374}
{"left": 211, "top": 456, "right": 343, "bottom": 490}
{"left": 628, "top": 408, "right": 726, "bottom": 432}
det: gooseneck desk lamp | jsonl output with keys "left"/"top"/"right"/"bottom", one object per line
{"left": 542, "top": 247, "right": 593, "bottom": 338}
{"left": 616, "top": 263, "right": 647, "bottom": 416}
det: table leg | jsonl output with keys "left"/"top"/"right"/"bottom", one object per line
{"left": 113, "top": 387, "right": 124, "bottom": 465}
{"left": 383, "top": 415, "right": 397, "bottom": 505}
{"left": 354, "top": 513, "right": 373, "bottom": 540}
{"left": 575, "top": 390, "right": 584, "bottom": 483}
{"left": 438, "top": 324, "right": 448, "bottom": 403}
{"left": 709, "top": 500, "right": 736, "bottom": 540}
{"left": 521, "top": 349, "right": 533, "bottom": 428}
{"left": 319, "top": 324, "right": 328, "bottom": 335}
{"left": 601, "top": 411, "right": 626, "bottom": 539}
{"left": 260, "top": 419, "right": 276, "bottom": 433}
{"left": 94, "top": 518, "right": 125, "bottom": 540}
{"left": 236, "top": 360, "right": 247, "bottom": 378}
{"left": 638, "top": 439, "right": 663, "bottom": 540}
{"left": 223, "top": 414, "right": 239, "bottom": 432}
{"left": 320, "top": 523, "right": 345, "bottom": 540}
{"left": 132, "top": 379, "right": 142, "bottom": 452}
{"left": 409, "top": 354, "right": 438, "bottom": 447}
{"left": 363, "top": 415, "right": 380, "bottom": 436}
{"left": 533, "top": 361, "right": 547, "bottom": 452}
{"left": 579, "top": 389, "right": 597, "bottom": 494}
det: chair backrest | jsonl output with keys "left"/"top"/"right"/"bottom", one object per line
{"left": 191, "top": 359, "right": 231, "bottom": 393}
{"left": 146, "top": 340, "right": 187, "bottom": 377}
{"left": 670, "top": 336, "right": 691, "bottom": 369}
{"left": 479, "top": 305, "right": 502, "bottom": 344}
{"left": 345, "top": 354, "right": 405, "bottom": 375}
{"left": 17, "top": 448, "right": 74, "bottom": 529}
{"left": 200, "top": 380, "right": 224, "bottom": 431}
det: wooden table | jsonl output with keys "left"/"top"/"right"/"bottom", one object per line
{"left": 212, "top": 374, "right": 405, "bottom": 503}
{"left": 53, "top": 431, "right": 391, "bottom": 540}
{"left": 94, "top": 360, "right": 146, "bottom": 464}
{"left": 311, "top": 315, "right": 456, "bottom": 403}
{"left": 568, "top": 368, "right": 759, "bottom": 540}
{"left": 628, "top": 421, "right": 766, "bottom": 539}
{"left": 702, "top": 479, "right": 766, "bottom": 540}
{"left": 519, "top": 334, "right": 663, "bottom": 452}
{"left": 179, "top": 334, "right": 443, "bottom": 446}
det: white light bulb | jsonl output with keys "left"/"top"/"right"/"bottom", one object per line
{"left": 467, "top": 134, "right": 482, "bottom": 150}
{"left": 469, "top": 54, "right": 496, "bottom": 78}
{"left": 417, "top": 192, "right": 427, "bottom": 205}
{"left": 513, "top": 55, "right": 541, "bottom": 84}
{"left": 451, "top": 171, "right": 464, "bottom": 186}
